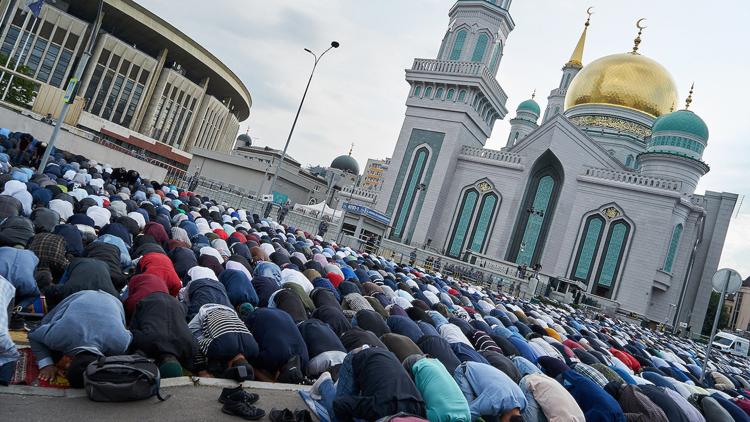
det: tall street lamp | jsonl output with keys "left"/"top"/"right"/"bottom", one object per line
{"left": 264, "top": 41, "right": 340, "bottom": 217}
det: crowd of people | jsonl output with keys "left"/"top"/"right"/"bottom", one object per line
{"left": 2, "top": 128, "right": 750, "bottom": 421}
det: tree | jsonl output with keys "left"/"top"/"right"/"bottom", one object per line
{"left": 0, "top": 53, "right": 36, "bottom": 107}
{"left": 702, "top": 291, "right": 730, "bottom": 335}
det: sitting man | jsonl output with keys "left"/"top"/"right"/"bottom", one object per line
{"left": 28, "top": 290, "right": 132, "bottom": 388}
{"left": 309, "top": 346, "right": 426, "bottom": 422}
{"left": 453, "top": 361, "right": 527, "bottom": 422}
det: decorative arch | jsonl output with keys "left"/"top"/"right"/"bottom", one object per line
{"left": 445, "top": 179, "right": 501, "bottom": 258}
{"left": 489, "top": 41, "right": 503, "bottom": 71}
{"left": 506, "top": 150, "right": 564, "bottom": 266}
{"left": 568, "top": 204, "right": 635, "bottom": 299}
{"left": 625, "top": 154, "right": 634, "bottom": 168}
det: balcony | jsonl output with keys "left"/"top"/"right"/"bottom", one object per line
{"left": 459, "top": 145, "right": 522, "bottom": 165}
{"left": 409, "top": 58, "right": 507, "bottom": 106}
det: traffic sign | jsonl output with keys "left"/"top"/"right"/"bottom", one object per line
{"left": 712, "top": 268, "right": 742, "bottom": 294}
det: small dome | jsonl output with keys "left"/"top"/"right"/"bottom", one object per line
{"left": 517, "top": 98, "right": 540, "bottom": 115}
{"left": 565, "top": 52, "right": 678, "bottom": 117}
{"left": 652, "top": 109, "right": 708, "bottom": 140}
{"left": 236, "top": 133, "right": 252, "bottom": 146}
{"left": 330, "top": 154, "right": 360, "bottom": 174}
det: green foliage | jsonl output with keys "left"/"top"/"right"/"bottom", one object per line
{"left": 702, "top": 291, "right": 730, "bottom": 335}
{"left": 0, "top": 53, "right": 36, "bottom": 107}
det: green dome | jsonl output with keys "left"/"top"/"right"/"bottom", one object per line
{"left": 330, "top": 154, "right": 360, "bottom": 174}
{"left": 652, "top": 109, "right": 709, "bottom": 140}
{"left": 517, "top": 98, "right": 540, "bottom": 115}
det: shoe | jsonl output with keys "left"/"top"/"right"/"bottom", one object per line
{"left": 295, "top": 409, "right": 312, "bottom": 422}
{"left": 221, "top": 400, "right": 265, "bottom": 420}
{"left": 269, "top": 408, "right": 295, "bottom": 422}
{"left": 308, "top": 371, "right": 331, "bottom": 400}
{"left": 219, "top": 386, "right": 259, "bottom": 405}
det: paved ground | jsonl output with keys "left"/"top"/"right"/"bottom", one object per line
{"left": 1, "top": 379, "right": 316, "bottom": 422}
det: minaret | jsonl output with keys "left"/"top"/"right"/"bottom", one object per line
{"left": 638, "top": 84, "right": 710, "bottom": 194}
{"left": 506, "top": 91, "right": 540, "bottom": 148}
{"left": 542, "top": 8, "right": 592, "bottom": 123}
{"left": 377, "top": 0, "right": 514, "bottom": 245}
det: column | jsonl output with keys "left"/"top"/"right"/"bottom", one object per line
{"left": 133, "top": 47, "right": 167, "bottom": 131}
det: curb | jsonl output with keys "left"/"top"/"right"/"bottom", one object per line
{"left": 1, "top": 377, "right": 311, "bottom": 398}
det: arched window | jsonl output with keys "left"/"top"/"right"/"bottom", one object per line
{"left": 513, "top": 132, "right": 519, "bottom": 143}
{"left": 458, "top": 90, "right": 467, "bottom": 102}
{"left": 435, "top": 87, "right": 444, "bottom": 99}
{"left": 468, "top": 193, "right": 498, "bottom": 252}
{"left": 390, "top": 147, "right": 429, "bottom": 241}
{"left": 446, "top": 183, "right": 500, "bottom": 258}
{"left": 553, "top": 106, "right": 560, "bottom": 115}
{"left": 424, "top": 86, "right": 433, "bottom": 98}
{"left": 450, "top": 30, "right": 467, "bottom": 60}
{"left": 473, "top": 96, "right": 480, "bottom": 108}
{"left": 507, "top": 151, "right": 563, "bottom": 266}
{"left": 414, "top": 86, "right": 421, "bottom": 97}
{"left": 447, "top": 89, "right": 455, "bottom": 100}
{"left": 570, "top": 215, "right": 605, "bottom": 281}
{"left": 594, "top": 220, "right": 631, "bottom": 298}
{"left": 489, "top": 42, "right": 502, "bottom": 71}
{"left": 663, "top": 223, "right": 683, "bottom": 273}
{"left": 625, "top": 155, "right": 634, "bottom": 168}
{"left": 447, "top": 189, "right": 479, "bottom": 257}
{"left": 472, "top": 33, "right": 489, "bottom": 62}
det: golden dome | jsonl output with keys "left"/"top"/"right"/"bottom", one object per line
{"left": 564, "top": 52, "right": 678, "bottom": 117}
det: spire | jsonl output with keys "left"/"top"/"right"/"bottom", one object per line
{"left": 348, "top": 142, "right": 354, "bottom": 156}
{"left": 632, "top": 18, "right": 647, "bottom": 54}
{"left": 567, "top": 7, "right": 593, "bottom": 67}
{"left": 531, "top": 89, "right": 536, "bottom": 100}
{"left": 685, "top": 82, "right": 694, "bottom": 110}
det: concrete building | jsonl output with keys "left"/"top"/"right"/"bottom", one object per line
{"left": 0, "top": 0, "right": 251, "bottom": 178}
{"left": 376, "top": 0, "right": 737, "bottom": 331}
{"left": 361, "top": 157, "right": 391, "bottom": 191}
{"left": 728, "top": 278, "right": 750, "bottom": 332}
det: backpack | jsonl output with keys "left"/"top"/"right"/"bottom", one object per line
{"left": 83, "top": 355, "right": 169, "bottom": 402}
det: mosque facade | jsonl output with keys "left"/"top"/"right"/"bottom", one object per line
{"left": 376, "top": 0, "right": 737, "bottom": 332}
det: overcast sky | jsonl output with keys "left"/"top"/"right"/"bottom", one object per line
{"left": 138, "top": 0, "right": 750, "bottom": 276}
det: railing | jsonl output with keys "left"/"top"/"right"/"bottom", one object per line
{"left": 411, "top": 58, "right": 507, "bottom": 104}
{"left": 340, "top": 185, "right": 378, "bottom": 202}
{"left": 459, "top": 145, "right": 522, "bottom": 164}
{"left": 376, "top": 238, "right": 540, "bottom": 299}
{"left": 581, "top": 166, "right": 682, "bottom": 191}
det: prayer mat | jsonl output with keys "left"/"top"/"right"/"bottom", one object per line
{"left": 10, "top": 348, "right": 69, "bottom": 388}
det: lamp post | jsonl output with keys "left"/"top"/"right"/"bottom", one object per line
{"left": 263, "top": 41, "right": 340, "bottom": 217}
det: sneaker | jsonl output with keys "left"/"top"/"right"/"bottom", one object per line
{"left": 221, "top": 400, "right": 265, "bottom": 420}
{"left": 219, "top": 386, "right": 259, "bottom": 405}
{"left": 308, "top": 371, "right": 331, "bottom": 401}
{"left": 269, "top": 408, "right": 295, "bottom": 422}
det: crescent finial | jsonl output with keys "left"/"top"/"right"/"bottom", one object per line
{"left": 636, "top": 18, "right": 647, "bottom": 30}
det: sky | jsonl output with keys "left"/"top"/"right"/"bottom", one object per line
{"left": 137, "top": 0, "right": 750, "bottom": 277}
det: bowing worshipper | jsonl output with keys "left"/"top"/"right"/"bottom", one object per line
{"left": 184, "top": 266, "right": 232, "bottom": 320}
{"left": 188, "top": 303, "right": 257, "bottom": 381}
{"left": 43, "top": 257, "right": 117, "bottom": 309}
{"left": 129, "top": 290, "right": 197, "bottom": 378}
{"left": 242, "top": 307, "right": 309, "bottom": 381}
{"left": 298, "top": 318, "right": 347, "bottom": 378}
{"left": 309, "top": 346, "right": 425, "bottom": 422}
{"left": 520, "top": 372, "right": 586, "bottom": 421}
{"left": 402, "top": 355, "right": 471, "bottom": 422}
{"left": 453, "top": 361, "right": 526, "bottom": 422}
{"left": 28, "top": 290, "right": 132, "bottom": 388}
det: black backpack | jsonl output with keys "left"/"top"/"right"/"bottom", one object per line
{"left": 83, "top": 355, "right": 169, "bottom": 402}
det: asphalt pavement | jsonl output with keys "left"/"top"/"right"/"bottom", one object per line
{"left": 1, "top": 379, "right": 315, "bottom": 422}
